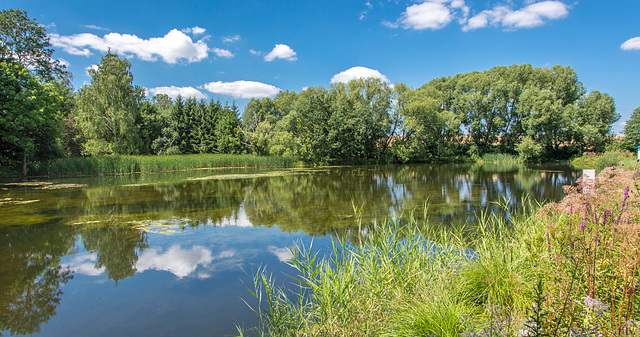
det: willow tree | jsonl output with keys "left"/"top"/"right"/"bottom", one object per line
{"left": 75, "top": 52, "right": 145, "bottom": 155}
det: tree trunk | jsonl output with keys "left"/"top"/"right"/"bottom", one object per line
{"left": 22, "top": 148, "right": 28, "bottom": 176}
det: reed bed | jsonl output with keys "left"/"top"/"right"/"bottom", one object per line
{"left": 241, "top": 166, "right": 640, "bottom": 336}
{"left": 480, "top": 153, "right": 522, "bottom": 164}
{"left": 33, "top": 154, "right": 298, "bottom": 176}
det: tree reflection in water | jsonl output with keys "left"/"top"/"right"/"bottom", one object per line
{"left": 0, "top": 222, "right": 75, "bottom": 335}
{"left": 0, "top": 163, "right": 579, "bottom": 335}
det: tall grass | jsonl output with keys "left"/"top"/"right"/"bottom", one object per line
{"left": 241, "top": 166, "right": 640, "bottom": 336}
{"left": 571, "top": 151, "right": 637, "bottom": 172}
{"left": 32, "top": 154, "right": 298, "bottom": 176}
{"left": 480, "top": 153, "right": 522, "bottom": 164}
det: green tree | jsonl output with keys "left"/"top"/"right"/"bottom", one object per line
{"left": 624, "top": 106, "right": 640, "bottom": 150}
{"left": 571, "top": 90, "right": 619, "bottom": 152}
{"left": 0, "top": 8, "right": 67, "bottom": 81}
{"left": 75, "top": 52, "right": 145, "bottom": 155}
{"left": 0, "top": 61, "right": 63, "bottom": 174}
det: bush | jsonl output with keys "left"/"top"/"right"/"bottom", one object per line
{"left": 516, "top": 138, "right": 544, "bottom": 162}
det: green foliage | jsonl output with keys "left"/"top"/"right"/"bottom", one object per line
{"left": 0, "top": 60, "right": 64, "bottom": 174}
{"left": 75, "top": 52, "right": 145, "bottom": 155}
{"left": 624, "top": 106, "right": 640, "bottom": 150}
{"left": 571, "top": 151, "right": 636, "bottom": 171}
{"left": 244, "top": 167, "right": 640, "bottom": 336}
{"left": 0, "top": 8, "right": 68, "bottom": 81}
{"left": 36, "top": 154, "right": 297, "bottom": 176}
{"left": 481, "top": 153, "right": 521, "bottom": 163}
{"left": 517, "top": 137, "right": 545, "bottom": 162}
{"left": 539, "top": 167, "right": 640, "bottom": 334}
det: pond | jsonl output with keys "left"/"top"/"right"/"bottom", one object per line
{"left": 0, "top": 163, "right": 580, "bottom": 336}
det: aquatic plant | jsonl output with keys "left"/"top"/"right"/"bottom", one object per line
{"left": 33, "top": 154, "right": 298, "bottom": 176}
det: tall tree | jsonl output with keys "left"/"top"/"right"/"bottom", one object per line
{"left": 0, "top": 60, "right": 63, "bottom": 174}
{"left": 624, "top": 106, "right": 640, "bottom": 149}
{"left": 0, "top": 8, "right": 67, "bottom": 81}
{"left": 75, "top": 52, "right": 145, "bottom": 155}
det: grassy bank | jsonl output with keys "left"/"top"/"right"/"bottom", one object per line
{"left": 571, "top": 151, "right": 637, "bottom": 171}
{"left": 31, "top": 154, "right": 298, "bottom": 176}
{"left": 242, "top": 166, "right": 640, "bottom": 336}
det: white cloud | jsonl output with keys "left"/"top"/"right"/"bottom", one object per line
{"left": 268, "top": 246, "right": 293, "bottom": 262}
{"left": 182, "top": 26, "right": 206, "bottom": 35}
{"left": 381, "top": 20, "right": 399, "bottom": 28}
{"left": 85, "top": 64, "right": 99, "bottom": 76}
{"left": 149, "top": 86, "right": 208, "bottom": 99}
{"left": 463, "top": 1, "right": 569, "bottom": 31}
{"left": 203, "top": 80, "right": 281, "bottom": 99}
{"left": 264, "top": 44, "right": 297, "bottom": 61}
{"left": 249, "top": 49, "right": 261, "bottom": 55}
{"left": 400, "top": 1, "right": 453, "bottom": 30}
{"left": 223, "top": 34, "right": 241, "bottom": 43}
{"left": 65, "top": 253, "right": 105, "bottom": 276}
{"left": 330, "top": 66, "right": 390, "bottom": 84}
{"left": 211, "top": 47, "right": 235, "bottom": 58}
{"left": 49, "top": 29, "right": 209, "bottom": 64}
{"left": 82, "top": 24, "right": 109, "bottom": 31}
{"left": 621, "top": 37, "right": 640, "bottom": 51}
{"left": 136, "top": 245, "right": 213, "bottom": 278}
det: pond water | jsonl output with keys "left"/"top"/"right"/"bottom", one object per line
{"left": 0, "top": 163, "right": 580, "bottom": 336}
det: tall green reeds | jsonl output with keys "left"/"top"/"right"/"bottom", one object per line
{"left": 33, "top": 154, "right": 298, "bottom": 176}
{"left": 242, "top": 166, "right": 640, "bottom": 336}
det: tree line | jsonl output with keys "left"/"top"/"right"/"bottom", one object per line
{"left": 0, "top": 8, "right": 630, "bottom": 175}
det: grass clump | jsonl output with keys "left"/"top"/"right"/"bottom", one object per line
{"left": 479, "top": 153, "right": 522, "bottom": 164}
{"left": 571, "top": 151, "right": 637, "bottom": 172}
{"left": 33, "top": 154, "right": 298, "bottom": 176}
{"left": 242, "top": 166, "right": 640, "bottom": 336}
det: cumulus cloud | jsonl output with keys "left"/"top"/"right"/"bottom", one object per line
{"left": 387, "top": 0, "right": 470, "bottom": 30}
{"left": 387, "top": 0, "right": 569, "bottom": 32}
{"left": 268, "top": 246, "right": 293, "bottom": 262}
{"left": 211, "top": 47, "right": 234, "bottom": 58}
{"left": 249, "top": 49, "right": 261, "bottom": 55}
{"left": 202, "top": 80, "right": 281, "bottom": 99}
{"left": 222, "top": 34, "right": 241, "bottom": 43}
{"left": 182, "top": 26, "right": 206, "bottom": 35}
{"left": 65, "top": 253, "right": 105, "bottom": 276}
{"left": 463, "top": 1, "right": 569, "bottom": 31}
{"left": 621, "top": 37, "right": 640, "bottom": 51}
{"left": 400, "top": 1, "right": 454, "bottom": 30}
{"left": 330, "top": 66, "right": 390, "bottom": 84}
{"left": 149, "top": 86, "right": 208, "bottom": 99}
{"left": 136, "top": 245, "right": 213, "bottom": 278}
{"left": 264, "top": 44, "right": 297, "bottom": 61}
{"left": 49, "top": 29, "right": 209, "bottom": 64}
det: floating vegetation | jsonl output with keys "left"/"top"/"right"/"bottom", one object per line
{"left": 3, "top": 181, "right": 87, "bottom": 189}
{"left": 186, "top": 171, "right": 298, "bottom": 181}
{"left": 129, "top": 219, "right": 191, "bottom": 235}
{"left": 0, "top": 198, "right": 40, "bottom": 205}
{"left": 37, "top": 183, "right": 87, "bottom": 190}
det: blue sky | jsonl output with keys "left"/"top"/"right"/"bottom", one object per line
{"left": 5, "top": 0, "right": 639, "bottom": 132}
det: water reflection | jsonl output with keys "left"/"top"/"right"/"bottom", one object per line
{"left": 0, "top": 163, "right": 579, "bottom": 336}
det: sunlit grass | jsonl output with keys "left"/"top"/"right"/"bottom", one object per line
{"left": 241, "top": 167, "right": 640, "bottom": 336}
{"left": 33, "top": 154, "right": 298, "bottom": 176}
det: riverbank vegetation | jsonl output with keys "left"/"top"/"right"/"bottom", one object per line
{"left": 571, "top": 150, "right": 637, "bottom": 171}
{"left": 2, "top": 9, "right": 633, "bottom": 178}
{"left": 242, "top": 166, "right": 640, "bottom": 336}
{"left": 31, "top": 154, "right": 298, "bottom": 176}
